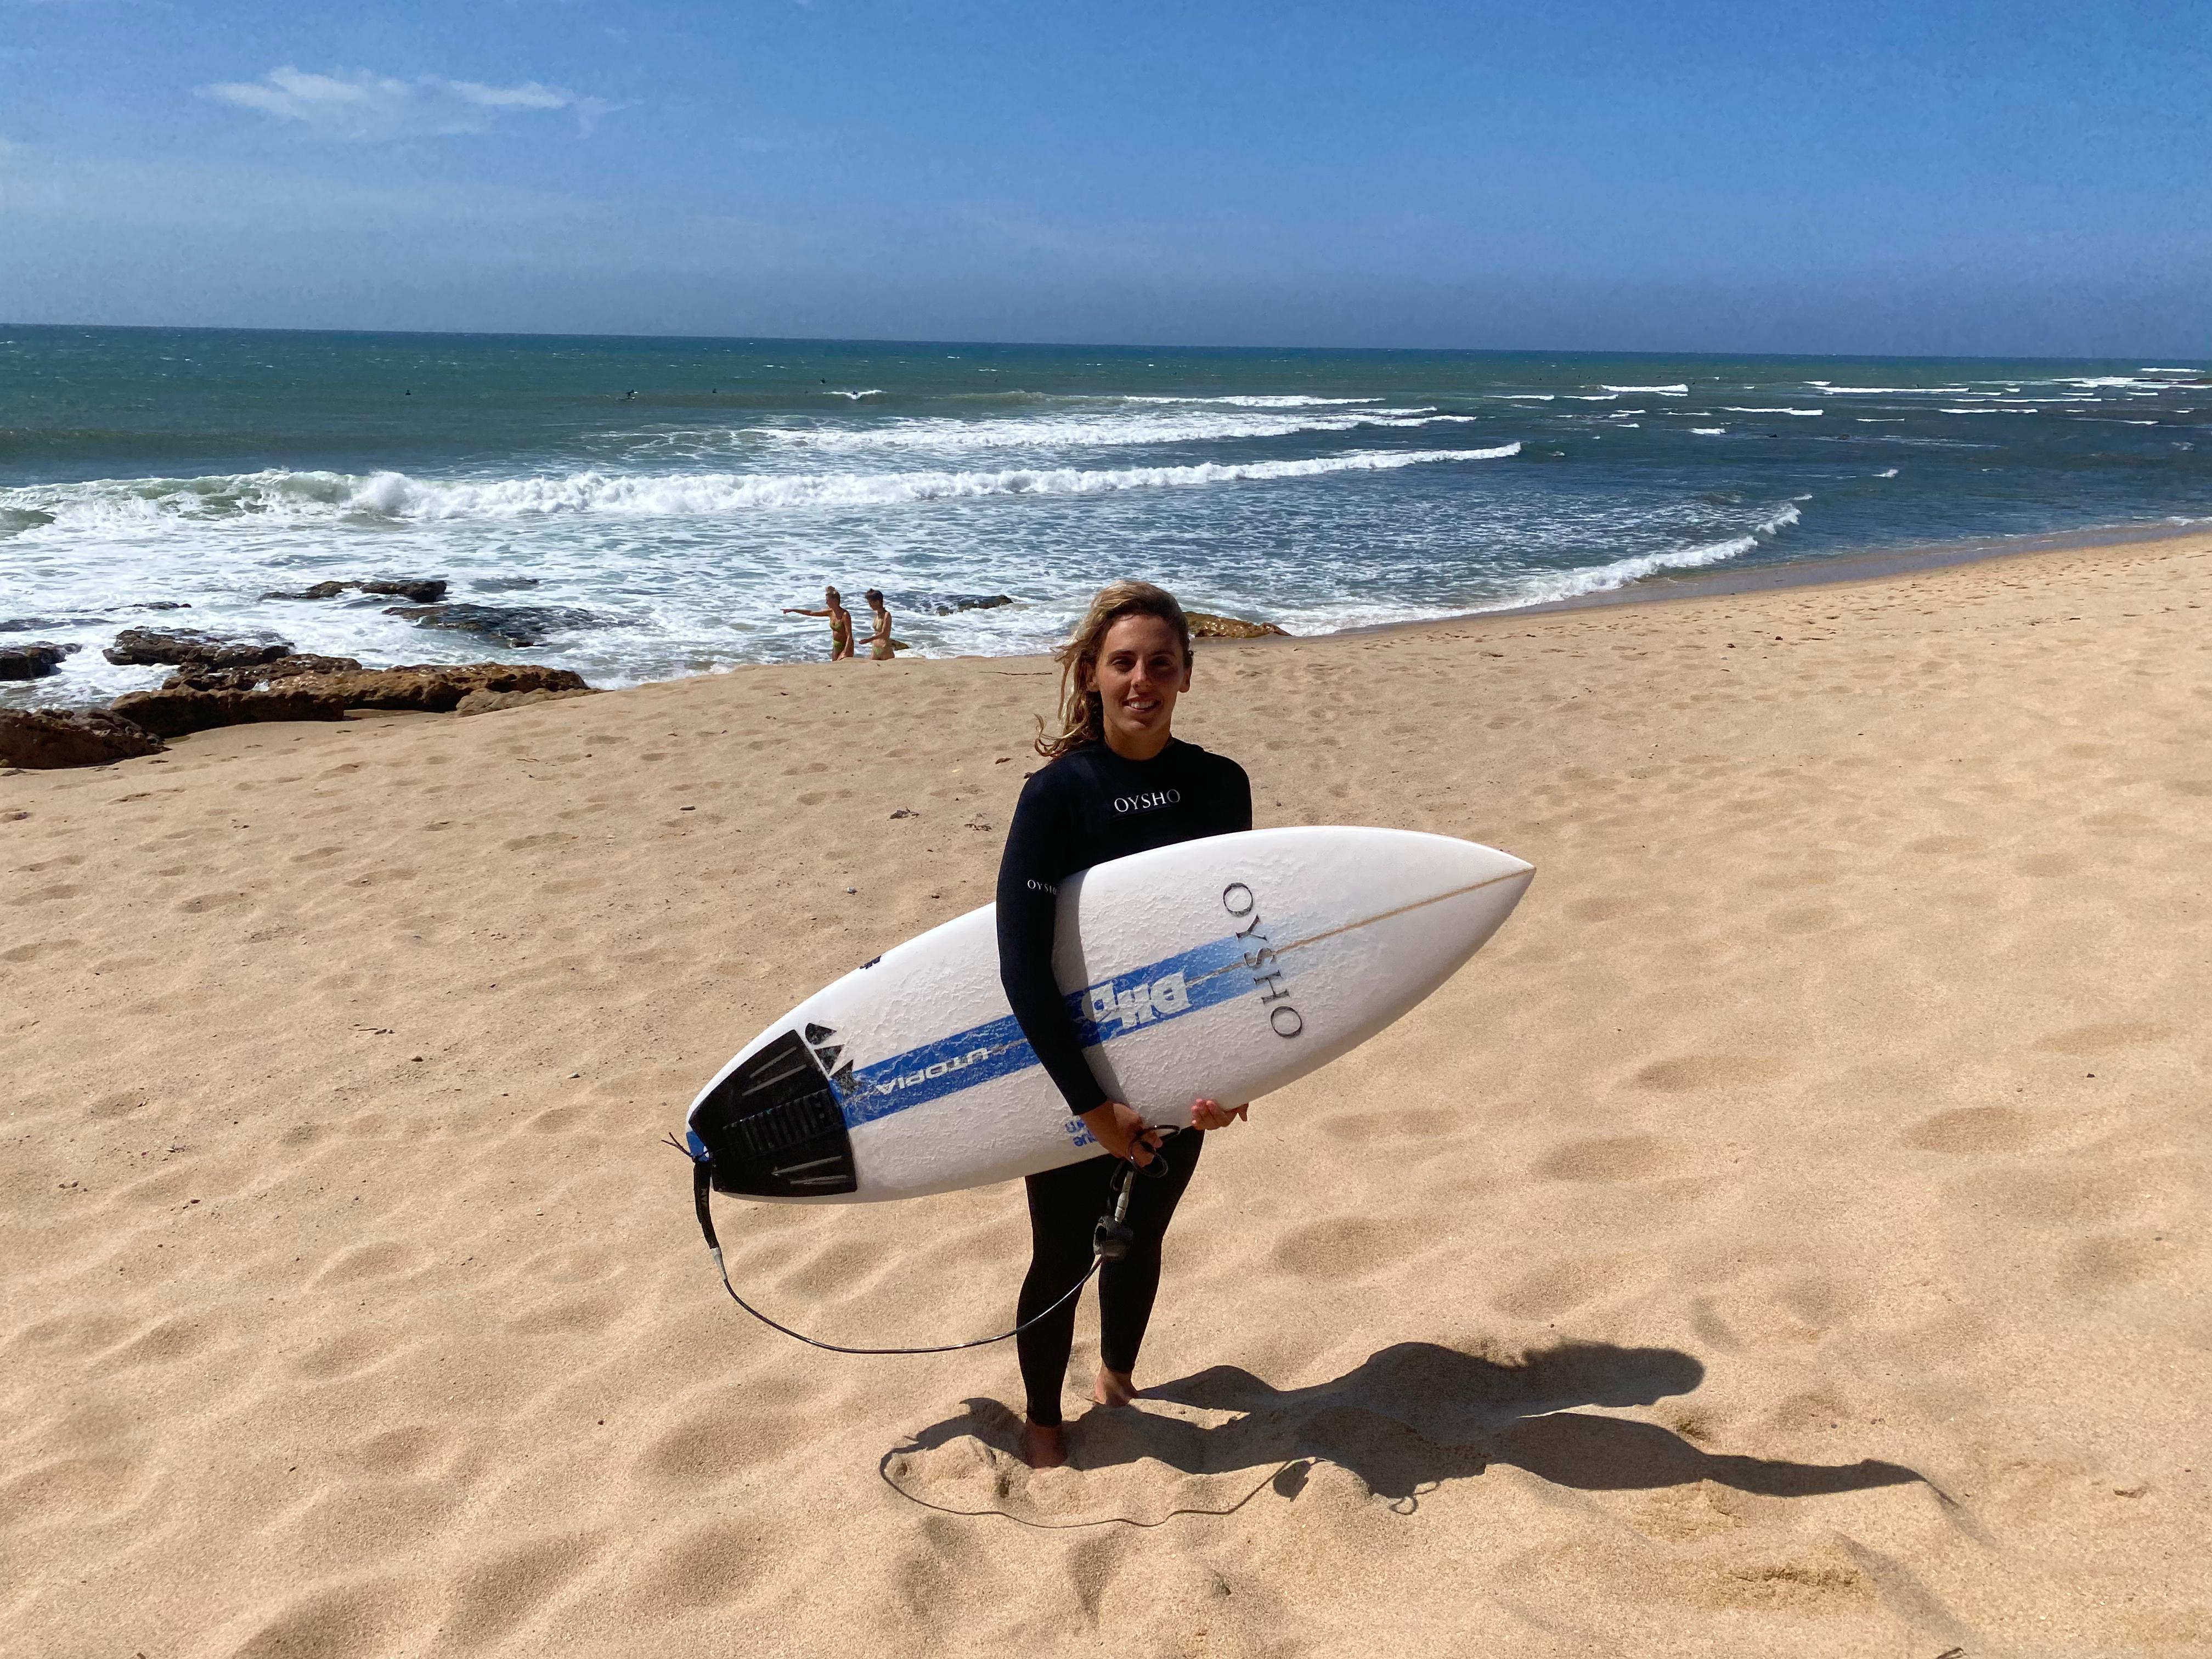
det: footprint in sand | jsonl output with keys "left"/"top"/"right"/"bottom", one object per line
{"left": 288, "top": 1328, "right": 406, "bottom": 1382}
{"left": 313, "top": 1241, "right": 430, "bottom": 1286}
{"left": 627, "top": 1520, "right": 776, "bottom": 1611}
{"left": 1534, "top": 1134, "right": 1681, "bottom": 1182}
{"left": 1491, "top": 1254, "right": 1637, "bottom": 1319}
{"left": 438, "top": 1533, "right": 608, "bottom": 1649}
{"left": 3, "top": 1453, "right": 149, "bottom": 1527}
{"left": 232, "top": 1583, "right": 413, "bottom": 1659}
{"left": 1900, "top": 1105, "right": 2042, "bottom": 1154}
{"left": 1632, "top": 1055, "right": 1787, "bottom": 1092}
{"left": 2036, "top": 1022, "right": 2170, "bottom": 1055}
{"left": 1271, "top": 1216, "right": 1418, "bottom": 1280}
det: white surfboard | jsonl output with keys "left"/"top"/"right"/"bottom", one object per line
{"left": 684, "top": 826, "right": 1532, "bottom": 1203}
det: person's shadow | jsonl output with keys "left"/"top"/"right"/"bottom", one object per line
{"left": 885, "top": 1341, "right": 1928, "bottom": 1517}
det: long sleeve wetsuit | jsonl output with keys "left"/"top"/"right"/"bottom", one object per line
{"left": 994, "top": 738, "right": 1251, "bottom": 1426}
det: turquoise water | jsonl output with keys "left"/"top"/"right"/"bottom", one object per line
{"left": 2, "top": 325, "right": 2205, "bottom": 706}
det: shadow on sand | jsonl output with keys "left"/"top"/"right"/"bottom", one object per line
{"left": 883, "top": 1340, "right": 1928, "bottom": 1525}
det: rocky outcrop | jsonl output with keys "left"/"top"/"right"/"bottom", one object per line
{"left": 108, "top": 687, "right": 352, "bottom": 740}
{"left": 1186, "top": 611, "right": 1291, "bottom": 639}
{"left": 155, "top": 658, "right": 589, "bottom": 712}
{"left": 381, "top": 603, "right": 597, "bottom": 647}
{"left": 259, "top": 654, "right": 367, "bottom": 680}
{"left": 262, "top": 578, "right": 449, "bottom": 603}
{"left": 0, "top": 642, "right": 78, "bottom": 681}
{"left": 454, "top": 686, "right": 597, "bottom": 716}
{"left": 903, "top": 592, "right": 1015, "bottom": 615}
{"left": 104, "top": 628, "right": 294, "bottom": 669}
{"left": 312, "top": 663, "right": 590, "bottom": 712}
{"left": 0, "top": 708, "right": 166, "bottom": 769}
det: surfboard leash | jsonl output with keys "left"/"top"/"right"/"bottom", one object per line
{"left": 671, "top": 1134, "right": 1158, "bottom": 1356}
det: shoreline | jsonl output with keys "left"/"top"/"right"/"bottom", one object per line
{"left": 1487, "top": 512, "right": 2211, "bottom": 618}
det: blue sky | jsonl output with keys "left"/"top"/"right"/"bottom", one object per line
{"left": 2, "top": 0, "right": 2207, "bottom": 353}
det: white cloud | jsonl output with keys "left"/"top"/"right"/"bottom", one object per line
{"left": 201, "top": 66, "right": 626, "bottom": 140}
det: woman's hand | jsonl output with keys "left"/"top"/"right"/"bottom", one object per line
{"left": 1079, "top": 1101, "right": 1161, "bottom": 1166}
{"left": 1190, "top": 1098, "right": 1249, "bottom": 1131}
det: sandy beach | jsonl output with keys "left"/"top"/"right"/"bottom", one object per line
{"left": 5, "top": 530, "right": 2209, "bottom": 1657}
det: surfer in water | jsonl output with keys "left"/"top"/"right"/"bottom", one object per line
{"left": 996, "top": 580, "right": 1253, "bottom": 1469}
{"left": 782, "top": 586, "right": 855, "bottom": 661}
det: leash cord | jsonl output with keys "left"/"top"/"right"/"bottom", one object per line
{"left": 678, "top": 1137, "right": 1141, "bottom": 1356}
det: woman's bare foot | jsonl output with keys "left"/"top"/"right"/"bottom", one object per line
{"left": 1020, "top": 1419, "right": 1068, "bottom": 1469}
{"left": 1093, "top": 1366, "right": 1138, "bottom": 1407}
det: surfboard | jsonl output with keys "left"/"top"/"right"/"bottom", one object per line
{"left": 684, "top": 826, "right": 1532, "bottom": 1203}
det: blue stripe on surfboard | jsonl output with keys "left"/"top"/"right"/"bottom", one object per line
{"left": 833, "top": 933, "right": 1255, "bottom": 1127}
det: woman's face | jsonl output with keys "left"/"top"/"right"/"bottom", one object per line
{"left": 1086, "top": 613, "right": 1190, "bottom": 756}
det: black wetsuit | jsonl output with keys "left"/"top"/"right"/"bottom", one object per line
{"left": 996, "top": 738, "right": 1252, "bottom": 1426}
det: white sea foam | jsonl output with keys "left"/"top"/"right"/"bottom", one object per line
{"left": 1476, "top": 501, "right": 1802, "bottom": 611}
{"left": 1601, "top": 383, "right": 1689, "bottom": 394}
{"left": 3, "top": 445, "right": 1522, "bottom": 535}
{"left": 1691, "top": 427, "right": 1726, "bottom": 435}
{"left": 1495, "top": 394, "right": 1555, "bottom": 401}
{"left": 733, "top": 405, "right": 1476, "bottom": 455}
{"left": 1806, "top": 383, "right": 1971, "bottom": 395}
{"left": 1566, "top": 394, "right": 1620, "bottom": 402}
{"left": 1876, "top": 468, "right": 1899, "bottom": 478}
{"left": 1722, "top": 407, "right": 1823, "bottom": 416}
{"left": 1115, "top": 394, "right": 1380, "bottom": 408}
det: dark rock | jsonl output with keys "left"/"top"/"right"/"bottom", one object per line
{"left": 151, "top": 658, "right": 586, "bottom": 712}
{"left": 1, "top": 616, "right": 89, "bottom": 635}
{"left": 108, "top": 687, "right": 352, "bottom": 740}
{"left": 163, "top": 653, "right": 369, "bottom": 693}
{"left": 0, "top": 708, "right": 166, "bottom": 769}
{"left": 104, "top": 627, "right": 294, "bottom": 669}
{"left": 357, "top": 578, "right": 448, "bottom": 603}
{"left": 454, "top": 686, "right": 597, "bottom": 716}
{"left": 894, "top": 592, "right": 1016, "bottom": 616}
{"left": 261, "top": 654, "right": 366, "bottom": 680}
{"left": 130, "top": 601, "right": 192, "bottom": 611}
{"left": 1185, "top": 610, "right": 1291, "bottom": 640}
{"left": 0, "top": 642, "right": 79, "bottom": 681}
{"left": 262, "top": 581, "right": 352, "bottom": 601}
{"left": 382, "top": 603, "right": 596, "bottom": 647}
{"left": 282, "top": 662, "right": 589, "bottom": 713}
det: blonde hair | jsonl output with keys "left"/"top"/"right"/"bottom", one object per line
{"left": 1035, "top": 580, "right": 1193, "bottom": 759}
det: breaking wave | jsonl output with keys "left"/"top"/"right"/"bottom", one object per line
{"left": 1480, "top": 501, "right": 1803, "bottom": 611}
{"left": 3, "top": 445, "right": 1523, "bottom": 534}
{"left": 733, "top": 405, "right": 1477, "bottom": 455}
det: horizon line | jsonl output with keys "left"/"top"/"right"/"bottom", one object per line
{"left": 1, "top": 319, "right": 2200, "bottom": 369}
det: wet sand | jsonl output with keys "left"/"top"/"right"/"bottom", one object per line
{"left": 4, "top": 529, "right": 2209, "bottom": 1656}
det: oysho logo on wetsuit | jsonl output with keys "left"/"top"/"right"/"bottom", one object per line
{"left": 872, "top": 1046, "right": 992, "bottom": 1096}
{"left": 1222, "top": 882, "right": 1304, "bottom": 1037}
{"left": 1112, "top": 788, "right": 1183, "bottom": 815}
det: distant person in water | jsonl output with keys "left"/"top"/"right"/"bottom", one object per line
{"left": 782, "top": 586, "right": 854, "bottom": 661}
{"left": 863, "top": 589, "right": 898, "bottom": 661}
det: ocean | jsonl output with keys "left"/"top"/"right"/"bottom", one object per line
{"left": 2, "top": 326, "right": 2205, "bottom": 708}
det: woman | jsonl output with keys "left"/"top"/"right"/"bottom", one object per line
{"left": 780, "top": 585, "right": 854, "bottom": 661}
{"left": 862, "top": 589, "right": 898, "bottom": 661}
{"left": 995, "top": 580, "right": 1254, "bottom": 1469}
